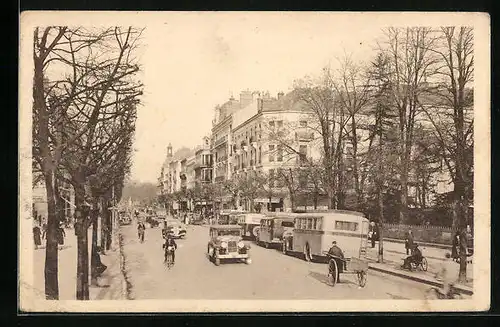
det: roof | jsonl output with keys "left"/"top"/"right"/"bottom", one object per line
{"left": 210, "top": 225, "right": 242, "bottom": 230}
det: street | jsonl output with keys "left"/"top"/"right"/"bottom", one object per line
{"left": 120, "top": 221, "right": 435, "bottom": 300}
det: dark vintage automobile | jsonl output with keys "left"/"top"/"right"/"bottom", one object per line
{"left": 207, "top": 225, "right": 251, "bottom": 266}
{"left": 145, "top": 215, "right": 160, "bottom": 228}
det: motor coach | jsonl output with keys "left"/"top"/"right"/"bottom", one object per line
{"left": 257, "top": 215, "right": 295, "bottom": 249}
{"left": 236, "top": 213, "right": 265, "bottom": 240}
{"left": 282, "top": 210, "right": 369, "bottom": 262}
{"left": 218, "top": 209, "right": 246, "bottom": 225}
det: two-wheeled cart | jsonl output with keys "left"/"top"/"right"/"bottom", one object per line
{"left": 326, "top": 254, "right": 369, "bottom": 287}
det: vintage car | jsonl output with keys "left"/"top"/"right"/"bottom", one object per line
{"left": 207, "top": 225, "right": 251, "bottom": 266}
{"left": 164, "top": 219, "right": 187, "bottom": 239}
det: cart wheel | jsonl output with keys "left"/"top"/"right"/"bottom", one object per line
{"left": 304, "top": 244, "right": 311, "bottom": 262}
{"left": 357, "top": 271, "right": 367, "bottom": 287}
{"left": 328, "top": 259, "right": 338, "bottom": 286}
{"left": 421, "top": 257, "right": 428, "bottom": 271}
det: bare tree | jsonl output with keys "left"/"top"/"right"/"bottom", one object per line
{"left": 379, "top": 27, "right": 439, "bottom": 223}
{"left": 332, "top": 55, "right": 372, "bottom": 207}
{"left": 420, "top": 27, "right": 474, "bottom": 281}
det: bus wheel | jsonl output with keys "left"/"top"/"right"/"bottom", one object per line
{"left": 304, "top": 244, "right": 311, "bottom": 262}
{"left": 282, "top": 241, "right": 287, "bottom": 255}
{"left": 264, "top": 242, "right": 269, "bottom": 249}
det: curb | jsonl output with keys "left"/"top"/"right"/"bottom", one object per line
{"left": 368, "top": 263, "right": 473, "bottom": 296}
{"left": 118, "top": 231, "right": 135, "bottom": 300}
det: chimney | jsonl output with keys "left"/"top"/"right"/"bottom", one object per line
{"left": 277, "top": 91, "right": 284, "bottom": 100}
{"left": 240, "top": 90, "right": 253, "bottom": 109}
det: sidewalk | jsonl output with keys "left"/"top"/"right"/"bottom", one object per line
{"left": 365, "top": 240, "right": 473, "bottom": 295}
{"left": 33, "top": 228, "right": 125, "bottom": 300}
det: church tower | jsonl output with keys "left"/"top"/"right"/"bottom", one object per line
{"left": 167, "top": 143, "right": 173, "bottom": 158}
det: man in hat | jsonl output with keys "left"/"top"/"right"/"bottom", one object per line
{"left": 327, "top": 241, "right": 345, "bottom": 282}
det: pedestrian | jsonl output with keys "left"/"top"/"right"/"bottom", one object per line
{"left": 452, "top": 231, "right": 460, "bottom": 262}
{"left": 405, "top": 228, "right": 414, "bottom": 255}
{"left": 57, "top": 222, "right": 66, "bottom": 247}
{"left": 137, "top": 221, "right": 145, "bottom": 243}
{"left": 436, "top": 252, "right": 457, "bottom": 297}
{"left": 42, "top": 222, "right": 47, "bottom": 240}
{"left": 33, "top": 223, "right": 42, "bottom": 249}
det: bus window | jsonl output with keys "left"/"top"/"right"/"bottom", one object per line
{"left": 282, "top": 221, "right": 294, "bottom": 228}
{"left": 335, "top": 220, "right": 359, "bottom": 232}
{"left": 312, "top": 218, "right": 317, "bottom": 230}
{"left": 316, "top": 217, "right": 323, "bottom": 230}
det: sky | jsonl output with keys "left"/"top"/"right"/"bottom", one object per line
{"left": 130, "top": 13, "right": 388, "bottom": 184}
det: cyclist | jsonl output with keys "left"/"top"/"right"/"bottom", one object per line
{"left": 163, "top": 234, "right": 178, "bottom": 264}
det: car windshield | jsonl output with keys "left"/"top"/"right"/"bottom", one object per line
{"left": 217, "top": 230, "right": 240, "bottom": 236}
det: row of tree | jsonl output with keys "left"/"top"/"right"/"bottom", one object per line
{"left": 33, "top": 26, "right": 143, "bottom": 299}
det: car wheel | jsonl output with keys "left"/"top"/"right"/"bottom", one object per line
{"left": 214, "top": 254, "right": 220, "bottom": 266}
{"left": 245, "top": 258, "right": 252, "bottom": 265}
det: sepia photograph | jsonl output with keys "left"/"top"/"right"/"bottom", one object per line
{"left": 18, "top": 11, "right": 490, "bottom": 312}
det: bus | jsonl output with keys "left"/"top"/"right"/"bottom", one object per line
{"left": 219, "top": 209, "right": 246, "bottom": 225}
{"left": 282, "top": 210, "right": 369, "bottom": 262}
{"left": 257, "top": 215, "right": 295, "bottom": 249}
{"left": 236, "top": 213, "right": 265, "bottom": 240}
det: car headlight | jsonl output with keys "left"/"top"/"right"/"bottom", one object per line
{"left": 237, "top": 241, "right": 245, "bottom": 248}
{"left": 221, "top": 242, "right": 228, "bottom": 248}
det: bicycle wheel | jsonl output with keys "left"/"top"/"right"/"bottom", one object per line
{"left": 357, "top": 271, "right": 367, "bottom": 287}
{"left": 421, "top": 257, "right": 428, "bottom": 271}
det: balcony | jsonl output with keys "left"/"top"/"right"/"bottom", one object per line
{"left": 214, "top": 135, "right": 228, "bottom": 148}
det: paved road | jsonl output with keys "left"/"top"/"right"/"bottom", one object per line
{"left": 120, "top": 221, "right": 439, "bottom": 300}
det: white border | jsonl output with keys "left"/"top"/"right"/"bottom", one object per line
{"left": 19, "top": 11, "right": 491, "bottom": 312}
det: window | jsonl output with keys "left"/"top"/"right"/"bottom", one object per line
{"left": 269, "top": 121, "right": 275, "bottom": 128}
{"left": 335, "top": 220, "right": 359, "bottom": 232}
{"left": 269, "top": 145, "right": 275, "bottom": 162}
{"left": 277, "top": 145, "right": 283, "bottom": 162}
{"left": 299, "top": 120, "right": 307, "bottom": 127}
{"left": 282, "top": 221, "right": 294, "bottom": 228}
{"left": 258, "top": 146, "right": 262, "bottom": 164}
{"left": 277, "top": 120, "right": 283, "bottom": 129}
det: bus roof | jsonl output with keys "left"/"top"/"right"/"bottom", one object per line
{"left": 210, "top": 225, "right": 243, "bottom": 230}
{"left": 291, "top": 209, "right": 365, "bottom": 217}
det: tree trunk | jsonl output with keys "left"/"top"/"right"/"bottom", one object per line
{"left": 43, "top": 170, "right": 59, "bottom": 300}
{"left": 74, "top": 185, "right": 90, "bottom": 300}
{"left": 399, "top": 172, "right": 409, "bottom": 224}
{"left": 90, "top": 198, "right": 99, "bottom": 286}
{"left": 377, "top": 185, "right": 384, "bottom": 263}
{"left": 454, "top": 177, "right": 468, "bottom": 282}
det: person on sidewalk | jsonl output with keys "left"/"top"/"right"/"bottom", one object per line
{"left": 137, "top": 221, "right": 146, "bottom": 243}
{"left": 452, "top": 231, "right": 460, "bottom": 262}
{"left": 436, "top": 252, "right": 457, "bottom": 298}
{"left": 405, "top": 229, "right": 414, "bottom": 255}
{"left": 57, "top": 222, "right": 66, "bottom": 248}
{"left": 33, "top": 223, "right": 42, "bottom": 249}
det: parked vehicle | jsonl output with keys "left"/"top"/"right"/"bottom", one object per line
{"left": 282, "top": 210, "right": 370, "bottom": 262}
{"left": 256, "top": 215, "right": 294, "bottom": 249}
{"left": 119, "top": 215, "right": 132, "bottom": 226}
{"left": 236, "top": 213, "right": 265, "bottom": 240}
{"left": 207, "top": 225, "right": 251, "bottom": 266}
{"left": 218, "top": 210, "right": 246, "bottom": 225}
{"left": 164, "top": 219, "right": 187, "bottom": 239}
